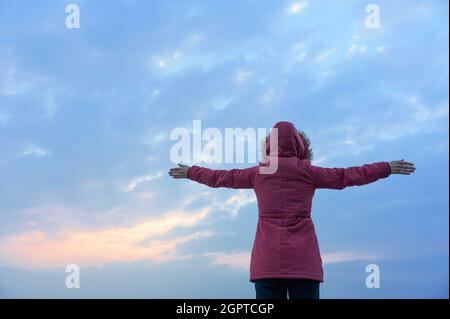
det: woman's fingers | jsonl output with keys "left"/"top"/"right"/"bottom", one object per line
{"left": 394, "top": 164, "right": 415, "bottom": 170}
{"left": 401, "top": 161, "right": 414, "bottom": 166}
{"left": 398, "top": 162, "right": 414, "bottom": 167}
{"left": 394, "top": 168, "right": 415, "bottom": 174}
{"left": 169, "top": 170, "right": 185, "bottom": 176}
{"left": 393, "top": 165, "right": 415, "bottom": 170}
{"left": 389, "top": 160, "right": 416, "bottom": 175}
{"left": 395, "top": 160, "right": 414, "bottom": 166}
{"left": 169, "top": 173, "right": 186, "bottom": 178}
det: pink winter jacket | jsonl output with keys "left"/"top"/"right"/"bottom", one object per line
{"left": 187, "top": 121, "right": 391, "bottom": 282}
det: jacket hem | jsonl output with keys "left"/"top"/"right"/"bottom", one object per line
{"left": 249, "top": 272, "right": 324, "bottom": 283}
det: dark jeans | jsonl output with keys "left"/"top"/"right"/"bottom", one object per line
{"left": 254, "top": 278, "right": 320, "bottom": 299}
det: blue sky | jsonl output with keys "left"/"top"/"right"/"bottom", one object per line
{"left": 0, "top": 0, "right": 448, "bottom": 298}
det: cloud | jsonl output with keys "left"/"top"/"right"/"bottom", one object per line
{"left": 0, "top": 184, "right": 258, "bottom": 269}
{"left": 184, "top": 33, "right": 206, "bottom": 47}
{"left": 152, "top": 51, "right": 181, "bottom": 70}
{"left": 287, "top": 2, "right": 309, "bottom": 15}
{"left": 321, "top": 251, "right": 377, "bottom": 264}
{"left": 148, "top": 32, "right": 253, "bottom": 77}
{"left": 142, "top": 133, "right": 167, "bottom": 146}
{"left": 0, "top": 112, "right": 11, "bottom": 126}
{"left": 135, "top": 191, "right": 154, "bottom": 201}
{"left": 376, "top": 45, "right": 387, "bottom": 53}
{"left": 0, "top": 58, "right": 26, "bottom": 96}
{"left": 348, "top": 44, "right": 367, "bottom": 55}
{"left": 205, "top": 250, "right": 378, "bottom": 270}
{"left": 180, "top": 189, "right": 256, "bottom": 217}
{"left": 233, "top": 69, "right": 253, "bottom": 84}
{"left": 375, "top": 92, "right": 448, "bottom": 139}
{"left": 413, "top": 101, "right": 449, "bottom": 122}
{"left": 0, "top": 47, "right": 64, "bottom": 118}
{"left": 0, "top": 208, "right": 211, "bottom": 268}
{"left": 313, "top": 88, "right": 449, "bottom": 164}
{"left": 297, "top": 52, "right": 308, "bottom": 62}
{"left": 150, "top": 49, "right": 236, "bottom": 76}
{"left": 212, "top": 96, "right": 234, "bottom": 110}
{"left": 152, "top": 89, "right": 161, "bottom": 97}
{"left": 17, "top": 144, "right": 52, "bottom": 158}
{"left": 42, "top": 90, "right": 59, "bottom": 118}
{"left": 315, "top": 49, "right": 337, "bottom": 62}
{"left": 217, "top": 190, "right": 256, "bottom": 216}
{"left": 261, "top": 88, "right": 276, "bottom": 104}
{"left": 204, "top": 251, "right": 250, "bottom": 270}
{"left": 121, "top": 171, "right": 163, "bottom": 192}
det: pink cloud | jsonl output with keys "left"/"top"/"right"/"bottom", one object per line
{"left": 204, "top": 251, "right": 250, "bottom": 270}
{"left": 0, "top": 208, "right": 211, "bottom": 268}
{"left": 321, "top": 251, "right": 377, "bottom": 264}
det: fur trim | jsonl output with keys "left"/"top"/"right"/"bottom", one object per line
{"left": 260, "top": 130, "right": 313, "bottom": 160}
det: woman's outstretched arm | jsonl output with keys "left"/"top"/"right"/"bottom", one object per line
{"left": 310, "top": 160, "right": 415, "bottom": 190}
{"left": 168, "top": 163, "right": 257, "bottom": 189}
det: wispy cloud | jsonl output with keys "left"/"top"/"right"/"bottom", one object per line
{"left": 313, "top": 89, "right": 449, "bottom": 164}
{"left": 321, "top": 251, "right": 377, "bottom": 264}
{"left": 0, "top": 112, "right": 11, "bottom": 126}
{"left": 178, "top": 189, "right": 256, "bottom": 217}
{"left": 142, "top": 133, "right": 167, "bottom": 146}
{"left": 233, "top": 69, "right": 253, "bottom": 84}
{"left": 212, "top": 96, "right": 234, "bottom": 110}
{"left": 261, "top": 88, "right": 276, "bottom": 104}
{"left": 216, "top": 190, "right": 256, "bottom": 216}
{"left": 150, "top": 45, "right": 236, "bottom": 76}
{"left": 205, "top": 250, "right": 378, "bottom": 270}
{"left": 0, "top": 184, "right": 257, "bottom": 269}
{"left": 0, "top": 208, "right": 211, "bottom": 268}
{"left": 42, "top": 90, "right": 59, "bottom": 118}
{"left": 0, "top": 47, "right": 64, "bottom": 118}
{"left": 376, "top": 45, "right": 387, "bottom": 53}
{"left": 315, "top": 49, "right": 337, "bottom": 62}
{"left": 152, "top": 51, "right": 181, "bottom": 70}
{"left": 287, "top": 2, "right": 309, "bottom": 15}
{"left": 204, "top": 251, "right": 250, "bottom": 270}
{"left": 17, "top": 144, "right": 52, "bottom": 158}
{"left": 348, "top": 44, "right": 367, "bottom": 56}
{"left": 0, "top": 58, "right": 26, "bottom": 96}
{"left": 121, "top": 171, "right": 163, "bottom": 192}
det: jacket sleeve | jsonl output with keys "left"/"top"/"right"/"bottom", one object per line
{"left": 310, "top": 162, "right": 391, "bottom": 190}
{"left": 187, "top": 165, "right": 257, "bottom": 189}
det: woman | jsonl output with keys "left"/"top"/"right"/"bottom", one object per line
{"left": 168, "top": 121, "right": 415, "bottom": 299}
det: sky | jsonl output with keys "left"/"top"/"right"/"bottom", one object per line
{"left": 0, "top": 0, "right": 448, "bottom": 298}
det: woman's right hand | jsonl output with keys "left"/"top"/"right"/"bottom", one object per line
{"left": 168, "top": 163, "right": 190, "bottom": 179}
{"left": 389, "top": 159, "right": 416, "bottom": 175}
